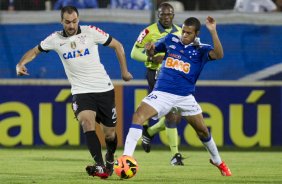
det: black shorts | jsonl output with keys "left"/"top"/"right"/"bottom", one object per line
{"left": 72, "top": 89, "right": 117, "bottom": 127}
{"left": 146, "top": 68, "right": 157, "bottom": 93}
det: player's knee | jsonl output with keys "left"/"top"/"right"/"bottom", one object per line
{"left": 105, "top": 133, "right": 115, "bottom": 141}
{"left": 132, "top": 112, "right": 146, "bottom": 125}
{"left": 197, "top": 128, "right": 210, "bottom": 139}
{"left": 104, "top": 128, "right": 116, "bottom": 140}
{"left": 80, "top": 120, "right": 95, "bottom": 132}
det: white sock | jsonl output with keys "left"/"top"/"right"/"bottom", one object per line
{"left": 123, "top": 127, "right": 142, "bottom": 156}
{"left": 202, "top": 137, "right": 222, "bottom": 165}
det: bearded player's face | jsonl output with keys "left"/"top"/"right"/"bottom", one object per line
{"left": 62, "top": 12, "right": 79, "bottom": 36}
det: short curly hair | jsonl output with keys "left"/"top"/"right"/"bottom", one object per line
{"left": 61, "top": 6, "right": 79, "bottom": 20}
{"left": 183, "top": 17, "right": 201, "bottom": 32}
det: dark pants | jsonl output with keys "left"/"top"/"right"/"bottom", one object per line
{"left": 145, "top": 68, "right": 159, "bottom": 125}
{"left": 146, "top": 68, "right": 157, "bottom": 93}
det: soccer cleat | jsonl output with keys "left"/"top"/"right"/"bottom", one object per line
{"left": 170, "top": 153, "right": 184, "bottom": 166}
{"left": 142, "top": 125, "right": 153, "bottom": 153}
{"left": 210, "top": 159, "right": 232, "bottom": 176}
{"left": 86, "top": 163, "right": 109, "bottom": 179}
{"left": 105, "top": 152, "right": 114, "bottom": 176}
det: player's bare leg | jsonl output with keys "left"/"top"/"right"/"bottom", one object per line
{"left": 79, "top": 110, "right": 109, "bottom": 179}
{"left": 184, "top": 114, "right": 231, "bottom": 176}
{"left": 123, "top": 102, "right": 158, "bottom": 156}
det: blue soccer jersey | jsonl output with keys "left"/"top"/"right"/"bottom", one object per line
{"left": 154, "top": 34, "right": 214, "bottom": 96}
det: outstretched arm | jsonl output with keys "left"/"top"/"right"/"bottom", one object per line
{"left": 131, "top": 43, "right": 148, "bottom": 62}
{"left": 206, "top": 16, "right": 224, "bottom": 60}
{"left": 108, "top": 38, "right": 133, "bottom": 81}
{"left": 16, "top": 46, "right": 41, "bottom": 76}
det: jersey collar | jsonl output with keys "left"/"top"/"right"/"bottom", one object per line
{"left": 157, "top": 21, "right": 178, "bottom": 34}
{"left": 62, "top": 26, "right": 82, "bottom": 37}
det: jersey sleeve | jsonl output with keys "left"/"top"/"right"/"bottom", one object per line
{"left": 131, "top": 44, "right": 147, "bottom": 62}
{"left": 39, "top": 32, "right": 57, "bottom": 52}
{"left": 88, "top": 25, "right": 110, "bottom": 45}
{"left": 154, "top": 36, "right": 167, "bottom": 53}
{"left": 135, "top": 28, "right": 151, "bottom": 48}
{"left": 201, "top": 44, "right": 214, "bottom": 62}
{"left": 131, "top": 26, "right": 152, "bottom": 62}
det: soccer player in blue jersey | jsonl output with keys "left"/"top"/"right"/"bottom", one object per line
{"left": 131, "top": 2, "right": 184, "bottom": 165}
{"left": 122, "top": 16, "right": 232, "bottom": 176}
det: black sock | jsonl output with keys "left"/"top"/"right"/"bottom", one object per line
{"left": 105, "top": 133, "right": 117, "bottom": 155}
{"left": 84, "top": 131, "right": 104, "bottom": 164}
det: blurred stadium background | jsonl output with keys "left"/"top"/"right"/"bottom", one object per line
{"left": 0, "top": 0, "right": 281, "bottom": 148}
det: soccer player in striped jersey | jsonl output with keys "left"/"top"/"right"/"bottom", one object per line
{"left": 123, "top": 16, "right": 232, "bottom": 176}
{"left": 16, "top": 6, "right": 133, "bottom": 179}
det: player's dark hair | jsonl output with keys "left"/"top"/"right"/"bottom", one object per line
{"left": 183, "top": 17, "right": 201, "bottom": 32}
{"left": 158, "top": 2, "right": 174, "bottom": 13}
{"left": 61, "top": 6, "right": 79, "bottom": 20}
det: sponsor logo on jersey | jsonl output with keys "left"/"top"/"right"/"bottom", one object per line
{"left": 169, "top": 45, "right": 176, "bottom": 49}
{"left": 165, "top": 57, "right": 190, "bottom": 74}
{"left": 137, "top": 29, "right": 149, "bottom": 43}
{"left": 63, "top": 48, "right": 90, "bottom": 59}
{"left": 172, "top": 36, "right": 179, "bottom": 43}
{"left": 168, "top": 53, "right": 181, "bottom": 59}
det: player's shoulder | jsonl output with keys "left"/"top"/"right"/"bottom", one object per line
{"left": 147, "top": 22, "right": 158, "bottom": 28}
{"left": 145, "top": 23, "right": 159, "bottom": 32}
{"left": 80, "top": 25, "right": 95, "bottom": 32}
{"left": 195, "top": 42, "right": 213, "bottom": 54}
{"left": 140, "top": 23, "right": 158, "bottom": 36}
{"left": 167, "top": 33, "right": 179, "bottom": 42}
{"left": 198, "top": 42, "right": 212, "bottom": 49}
{"left": 44, "top": 31, "right": 62, "bottom": 41}
{"left": 173, "top": 23, "right": 181, "bottom": 29}
{"left": 50, "top": 31, "right": 61, "bottom": 37}
{"left": 80, "top": 25, "right": 106, "bottom": 33}
{"left": 135, "top": 23, "right": 158, "bottom": 44}
{"left": 172, "top": 24, "right": 182, "bottom": 34}
{"left": 157, "top": 34, "right": 180, "bottom": 45}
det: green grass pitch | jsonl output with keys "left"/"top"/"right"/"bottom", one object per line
{"left": 1, "top": 147, "right": 282, "bottom": 184}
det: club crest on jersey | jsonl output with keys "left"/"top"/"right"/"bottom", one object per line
{"left": 63, "top": 48, "right": 90, "bottom": 59}
{"left": 70, "top": 41, "right": 76, "bottom": 49}
{"left": 78, "top": 35, "right": 86, "bottom": 44}
{"left": 165, "top": 57, "right": 190, "bottom": 74}
{"left": 72, "top": 101, "right": 78, "bottom": 112}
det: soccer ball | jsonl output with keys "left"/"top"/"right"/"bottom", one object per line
{"left": 114, "top": 155, "right": 138, "bottom": 179}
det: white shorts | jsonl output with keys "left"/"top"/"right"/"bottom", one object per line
{"left": 142, "top": 90, "right": 202, "bottom": 120}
